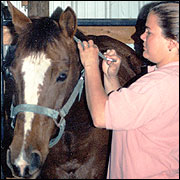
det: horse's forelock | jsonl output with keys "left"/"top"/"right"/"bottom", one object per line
{"left": 18, "top": 17, "right": 61, "bottom": 53}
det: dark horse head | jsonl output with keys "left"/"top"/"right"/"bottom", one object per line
{"left": 6, "top": 1, "right": 84, "bottom": 178}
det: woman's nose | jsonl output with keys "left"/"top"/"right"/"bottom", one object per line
{"left": 140, "top": 32, "right": 146, "bottom": 41}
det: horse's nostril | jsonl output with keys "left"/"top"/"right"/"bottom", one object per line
{"left": 12, "top": 164, "right": 21, "bottom": 177}
{"left": 7, "top": 149, "right": 41, "bottom": 177}
{"left": 29, "top": 152, "right": 41, "bottom": 174}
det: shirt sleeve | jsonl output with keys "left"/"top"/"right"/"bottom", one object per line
{"left": 105, "top": 73, "right": 162, "bottom": 130}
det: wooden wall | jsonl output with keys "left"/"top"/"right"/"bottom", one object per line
{"left": 78, "top": 26, "right": 135, "bottom": 44}
{"left": 3, "top": 26, "right": 12, "bottom": 45}
{"left": 3, "top": 1, "right": 140, "bottom": 46}
{"left": 3, "top": 25, "right": 136, "bottom": 45}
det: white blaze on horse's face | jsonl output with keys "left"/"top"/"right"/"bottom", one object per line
{"left": 21, "top": 53, "right": 51, "bottom": 140}
{"left": 13, "top": 53, "right": 51, "bottom": 174}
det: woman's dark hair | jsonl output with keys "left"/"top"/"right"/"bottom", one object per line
{"left": 150, "top": 2, "right": 179, "bottom": 43}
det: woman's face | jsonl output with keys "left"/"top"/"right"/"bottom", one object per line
{"left": 140, "top": 12, "right": 170, "bottom": 67}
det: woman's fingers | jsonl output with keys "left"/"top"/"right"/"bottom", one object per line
{"left": 104, "top": 49, "right": 121, "bottom": 63}
{"left": 79, "top": 40, "right": 98, "bottom": 51}
{"left": 77, "top": 42, "right": 83, "bottom": 51}
{"left": 104, "top": 49, "right": 117, "bottom": 56}
{"left": 83, "top": 41, "right": 89, "bottom": 49}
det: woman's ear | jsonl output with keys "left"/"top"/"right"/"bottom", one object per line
{"left": 168, "top": 39, "right": 179, "bottom": 52}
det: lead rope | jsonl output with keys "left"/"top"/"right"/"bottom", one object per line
{"left": 73, "top": 36, "right": 116, "bottom": 62}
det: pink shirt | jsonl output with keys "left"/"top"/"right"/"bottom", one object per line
{"left": 105, "top": 61, "right": 179, "bottom": 179}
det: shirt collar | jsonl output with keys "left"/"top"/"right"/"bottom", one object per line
{"left": 148, "top": 65, "right": 157, "bottom": 73}
{"left": 148, "top": 61, "right": 179, "bottom": 73}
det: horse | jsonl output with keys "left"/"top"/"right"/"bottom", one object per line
{"left": 2, "top": 1, "right": 143, "bottom": 179}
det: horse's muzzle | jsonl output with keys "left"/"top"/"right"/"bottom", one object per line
{"left": 7, "top": 149, "right": 42, "bottom": 179}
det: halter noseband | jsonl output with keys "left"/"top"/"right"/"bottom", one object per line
{"left": 10, "top": 70, "right": 84, "bottom": 148}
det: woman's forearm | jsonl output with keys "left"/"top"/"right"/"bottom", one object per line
{"left": 85, "top": 66, "right": 108, "bottom": 128}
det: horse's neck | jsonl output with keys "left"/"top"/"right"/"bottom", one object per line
{"left": 75, "top": 29, "right": 89, "bottom": 42}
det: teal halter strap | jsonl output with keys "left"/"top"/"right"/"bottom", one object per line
{"left": 10, "top": 70, "right": 85, "bottom": 148}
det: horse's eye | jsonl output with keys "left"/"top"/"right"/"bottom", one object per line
{"left": 56, "top": 73, "right": 67, "bottom": 82}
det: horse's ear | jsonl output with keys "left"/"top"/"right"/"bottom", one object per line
{"left": 7, "top": 1, "right": 32, "bottom": 34}
{"left": 59, "top": 7, "right": 77, "bottom": 38}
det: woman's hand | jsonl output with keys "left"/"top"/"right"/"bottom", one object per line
{"left": 103, "top": 49, "right": 121, "bottom": 94}
{"left": 77, "top": 40, "right": 99, "bottom": 68}
{"left": 103, "top": 49, "right": 121, "bottom": 79}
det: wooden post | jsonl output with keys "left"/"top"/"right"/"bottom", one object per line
{"left": 21, "top": 1, "right": 28, "bottom": 6}
{"left": 28, "top": 1, "right": 49, "bottom": 17}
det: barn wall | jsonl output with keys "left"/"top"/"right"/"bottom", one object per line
{"left": 2, "top": 1, "right": 153, "bottom": 18}
{"left": 1, "top": 1, "right": 28, "bottom": 16}
{"left": 2, "top": 1, "right": 154, "bottom": 49}
{"left": 49, "top": 1, "right": 153, "bottom": 18}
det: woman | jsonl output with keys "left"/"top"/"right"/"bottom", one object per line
{"left": 78, "top": 2, "right": 179, "bottom": 179}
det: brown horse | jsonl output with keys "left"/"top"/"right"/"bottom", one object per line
{"left": 3, "top": 1, "right": 142, "bottom": 179}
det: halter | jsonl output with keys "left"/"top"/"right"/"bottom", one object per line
{"left": 9, "top": 35, "right": 110, "bottom": 148}
{"left": 10, "top": 69, "right": 85, "bottom": 148}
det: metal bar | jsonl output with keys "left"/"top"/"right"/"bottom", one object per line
{"left": 77, "top": 18, "right": 137, "bottom": 26}
{"left": 1, "top": 6, "right": 5, "bottom": 180}
{"left": 3, "top": 18, "right": 137, "bottom": 27}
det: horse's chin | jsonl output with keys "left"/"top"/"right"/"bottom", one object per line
{"left": 7, "top": 149, "right": 42, "bottom": 179}
{"left": 12, "top": 170, "right": 41, "bottom": 179}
